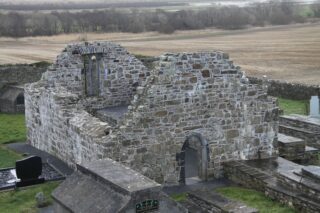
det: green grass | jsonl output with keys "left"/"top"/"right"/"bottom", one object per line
{"left": 0, "top": 113, "right": 27, "bottom": 144}
{"left": 217, "top": 186, "right": 297, "bottom": 213}
{"left": 0, "top": 113, "right": 26, "bottom": 167}
{"left": 0, "top": 182, "right": 60, "bottom": 213}
{"left": 0, "top": 113, "right": 60, "bottom": 212}
{"left": 0, "top": 146, "right": 21, "bottom": 168}
{"left": 171, "top": 193, "right": 187, "bottom": 202}
{"left": 277, "top": 98, "right": 309, "bottom": 115}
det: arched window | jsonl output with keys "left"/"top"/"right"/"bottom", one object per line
{"left": 16, "top": 93, "right": 24, "bottom": 105}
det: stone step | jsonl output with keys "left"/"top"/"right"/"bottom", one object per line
{"left": 278, "top": 133, "right": 306, "bottom": 160}
{"left": 279, "top": 125, "right": 320, "bottom": 149}
{"left": 278, "top": 133, "right": 304, "bottom": 143}
{"left": 279, "top": 125, "right": 314, "bottom": 135}
{"left": 187, "top": 190, "right": 258, "bottom": 213}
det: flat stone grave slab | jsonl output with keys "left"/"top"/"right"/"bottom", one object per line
{"left": 0, "top": 163, "right": 65, "bottom": 191}
{"left": 187, "top": 190, "right": 258, "bottom": 213}
{"left": 278, "top": 133, "right": 305, "bottom": 160}
{"left": 302, "top": 166, "right": 320, "bottom": 183}
{"left": 52, "top": 159, "right": 186, "bottom": 213}
{"left": 281, "top": 114, "right": 320, "bottom": 127}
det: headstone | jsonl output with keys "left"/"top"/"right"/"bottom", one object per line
{"left": 310, "top": 96, "right": 320, "bottom": 118}
{"left": 15, "top": 156, "right": 44, "bottom": 187}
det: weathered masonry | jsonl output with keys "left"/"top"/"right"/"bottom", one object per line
{"left": 25, "top": 42, "right": 278, "bottom": 185}
{"left": 0, "top": 64, "right": 47, "bottom": 113}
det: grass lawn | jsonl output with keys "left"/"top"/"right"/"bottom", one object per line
{"left": 0, "top": 113, "right": 26, "bottom": 144}
{"left": 277, "top": 98, "right": 309, "bottom": 115}
{"left": 0, "top": 113, "right": 60, "bottom": 212}
{"left": 217, "top": 186, "right": 297, "bottom": 213}
{"left": 170, "top": 193, "right": 187, "bottom": 202}
{"left": 0, "top": 147, "right": 21, "bottom": 168}
{"left": 0, "top": 113, "right": 26, "bottom": 168}
{"left": 0, "top": 181, "right": 60, "bottom": 213}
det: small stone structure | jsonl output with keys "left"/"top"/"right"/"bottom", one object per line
{"left": 279, "top": 114, "right": 320, "bottom": 149}
{"left": 0, "top": 85, "right": 25, "bottom": 113}
{"left": 278, "top": 133, "right": 306, "bottom": 160}
{"left": 0, "top": 64, "right": 47, "bottom": 113}
{"left": 25, "top": 41, "right": 278, "bottom": 185}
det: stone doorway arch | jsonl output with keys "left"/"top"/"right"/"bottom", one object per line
{"left": 178, "top": 133, "right": 209, "bottom": 185}
{"left": 16, "top": 93, "right": 24, "bottom": 105}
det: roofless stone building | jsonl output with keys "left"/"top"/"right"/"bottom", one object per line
{"left": 25, "top": 42, "right": 278, "bottom": 185}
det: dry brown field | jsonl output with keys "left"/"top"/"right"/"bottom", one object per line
{"left": 0, "top": 23, "right": 319, "bottom": 84}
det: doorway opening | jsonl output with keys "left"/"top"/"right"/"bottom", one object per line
{"left": 178, "top": 133, "right": 209, "bottom": 185}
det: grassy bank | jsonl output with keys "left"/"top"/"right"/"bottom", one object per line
{"left": 0, "top": 113, "right": 26, "bottom": 168}
{"left": 0, "top": 113, "right": 26, "bottom": 144}
{"left": 0, "top": 113, "right": 60, "bottom": 212}
{"left": 217, "top": 187, "right": 297, "bottom": 213}
{"left": 277, "top": 98, "right": 309, "bottom": 115}
{"left": 0, "top": 182, "right": 60, "bottom": 213}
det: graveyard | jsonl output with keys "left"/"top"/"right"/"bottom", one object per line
{"left": 0, "top": 41, "right": 319, "bottom": 212}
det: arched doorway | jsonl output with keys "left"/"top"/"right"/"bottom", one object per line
{"left": 178, "top": 133, "right": 209, "bottom": 185}
{"left": 16, "top": 93, "right": 24, "bottom": 105}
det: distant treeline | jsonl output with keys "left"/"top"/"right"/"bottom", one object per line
{"left": 0, "top": 2, "right": 186, "bottom": 11}
{"left": 0, "top": 2, "right": 320, "bottom": 37}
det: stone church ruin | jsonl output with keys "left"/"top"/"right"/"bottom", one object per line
{"left": 25, "top": 41, "right": 279, "bottom": 186}
{"left": 25, "top": 42, "right": 278, "bottom": 188}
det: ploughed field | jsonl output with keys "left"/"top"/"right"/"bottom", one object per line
{"left": 0, "top": 23, "right": 319, "bottom": 84}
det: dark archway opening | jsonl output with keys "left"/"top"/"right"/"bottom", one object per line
{"left": 82, "top": 53, "right": 103, "bottom": 97}
{"left": 16, "top": 93, "right": 24, "bottom": 105}
{"left": 178, "top": 133, "right": 209, "bottom": 185}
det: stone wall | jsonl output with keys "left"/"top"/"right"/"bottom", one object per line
{"left": 249, "top": 77, "right": 319, "bottom": 100}
{"left": 0, "top": 64, "right": 46, "bottom": 85}
{"left": 25, "top": 42, "right": 278, "bottom": 185}
{"left": 116, "top": 52, "right": 278, "bottom": 183}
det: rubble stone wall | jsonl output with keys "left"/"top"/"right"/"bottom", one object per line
{"left": 249, "top": 77, "right": 319, "bottom": 100}
{"left": 25, "top": 42, "right": 278, "bottom": 185}
{"left": 0, "top": 65, "right": 46, "bottom": 85}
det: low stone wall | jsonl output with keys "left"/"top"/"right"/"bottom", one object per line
{"left": 265, "top": 184, "right": 320, "bottom": 213}
{"left": 0, "top": 64, "right": 47, "bottom": 85}
{"left": 224, "top": 158, "right": 320, "bottom": 213}
{"left": 248, "top": 77, "right": 319, "bottom": 100}
{"left": 223, "top": 161, "right": 274, "bottom": 192}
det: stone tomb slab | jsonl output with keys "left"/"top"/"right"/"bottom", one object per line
{"left": 187, "top": 190, "right": 258, "bottom": 213}
{"left": 302, "top": 166, "right": 320, "bottom": 183}
{"left": 278, "top": 133, "right": 305, "bottom": 160}
{"left": 52, "top": 158, "right": 187, "bottom": 213}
